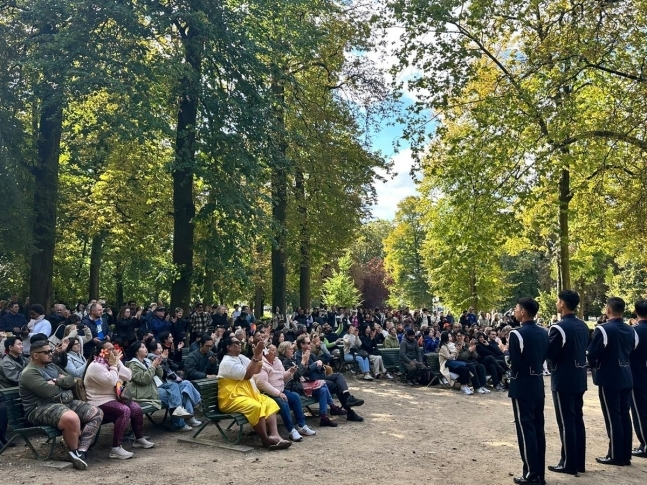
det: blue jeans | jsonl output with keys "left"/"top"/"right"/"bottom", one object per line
{"left": 177, "top": 380, "right": 201, "bottom": 415}
{"left": 272, "top": 390, "right": 305, "bottom": 432}
{"left": 159, "top": 381, "right": 186, "bottom": 428}
{"left": 345, "top": 353, "right": 370, "bottom": 373}
{"left": 312, "top": 384, "right": 334, "bottom": 415}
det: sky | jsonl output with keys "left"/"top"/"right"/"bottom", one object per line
{"left": 360, "top": 16, "right": 431, "bottom": 221}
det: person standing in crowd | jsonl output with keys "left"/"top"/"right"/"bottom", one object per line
{"left": 588, "top": 297, "right": 638, "bottom": 466}
{"left": 508, "top": 297, "right": 548, "bottom": 485}
{"left": 546, "top": 290, "right": 588, "bottom": 476}
{"left": 630, "top": 299, "right": 647, "bottom": 458}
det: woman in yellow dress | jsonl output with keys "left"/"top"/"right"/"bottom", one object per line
{"left": 216, "top": 334, "right": 291, "bottom": 450}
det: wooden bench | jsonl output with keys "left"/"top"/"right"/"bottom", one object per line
{"left": 191, "top": 379, "right": 249, "bottom": 444}
{"left": 190, "top": 379, "right": 319, "bottom": 444}
{"left": 0, "top": 387, "right": 62, "bottom": 460}
{"left": 425, "top": 353, "right": 445, "bottom": 386}
{"left": 378, "top": 348, "right": 401, "bottom": 372}
{"left": 138, "top": 401, "right": 169, "bottom": 426}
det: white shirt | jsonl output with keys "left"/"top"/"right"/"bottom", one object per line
{"left": 218, "top": 354, "right": 259, "bottom": 391}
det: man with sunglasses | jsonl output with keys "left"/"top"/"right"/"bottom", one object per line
{"left": 19, "top": 340, "right": 103, "bottom": 470}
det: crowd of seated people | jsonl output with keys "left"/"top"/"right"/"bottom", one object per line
{"left": 0, "top": 298, "right": 524, "bottom": 467}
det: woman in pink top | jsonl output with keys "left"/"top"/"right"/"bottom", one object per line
{"left": 83, "top": 341, "right": 155, "bottom": 459}
{"left": 254, "top": 344, "right": 316, "bottom": 442}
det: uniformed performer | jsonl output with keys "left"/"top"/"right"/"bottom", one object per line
{"left": 509, "top": 297, "right": 549, "bottom": 485}
{"left": 587, "top": 297, "right": 638, "bottom": 466}
{"left": 546, "top": 289, "right": 588, "bottom": 476}
{"left": 630, "top": 299, "right": 647, "bottom": 458}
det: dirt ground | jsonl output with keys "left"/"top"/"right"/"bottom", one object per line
{"left": 5, "top": 374, "right": 647, "bottom": 485}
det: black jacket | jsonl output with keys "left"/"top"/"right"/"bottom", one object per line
{"left": 631, "top": 320, "right": 647, "bottom": 390}
{"left": 546, "top": 314, "right": 589, "bottom": 393}
{"left": 508, "top": 321, "right": 548, "bottom": 400}
{"left": 587, "top": 318, "right": 637, "bottom": 390}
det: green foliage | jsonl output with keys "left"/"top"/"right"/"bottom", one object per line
{"left": 321, "top": 252, "right": 363, "bottom": 309}
{"left": 384, "top": 197, "right": 432, "bottom": 308}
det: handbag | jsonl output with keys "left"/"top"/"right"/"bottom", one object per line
{"left": 71, "top": 379, "right": 86, "bottom": 401}
{"left": 48, "top": 324, "right": 66, "bottom": 346}
{"left": 358, "top": 350, "right": 369, "bottom": 358}
{"left": 301, "top": 379, "right": 326, "bottom": 397}
{"left": 115, "top": 379, "right": 133, "bottom": 404}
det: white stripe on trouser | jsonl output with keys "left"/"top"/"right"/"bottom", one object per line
{"left": 632, "top": 390, "right": 646, "bottom": 445}
{"left": 601, "top": 387, "right": 614, "bottom": 459}
{"left": 556, "top": 393, "right": 568, "bottom": 467}
{"left": 514, "top": 399, "right": 531, "bottom": 478}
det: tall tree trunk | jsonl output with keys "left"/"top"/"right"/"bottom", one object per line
{"left": 469, "top": 267, "right": 477, "bottom": 310}
{"left": 115, "top": 264, "right": 124, "bottom": 308}
{"left": 271, "top": 78, "right": 288, "bottom": 315}
{"left": 88, "top": 231, "right": 106, "bottom": 300}
{"left": 295, "top": 167, "right": 310, "bottom": 309}
{"left": 29, "top": 63, "right": 63, "bottom": 309}
{"left": 254, "top": 284, "right": 264, "bottom": 320}
{"left": 170, "top": 23, "right": 202, "bottom": 313}
{"left": 203, "top": 247, "right": 215, "bottom": 306}
{"left": 558, "top": 168, "right": 572, "bottom": 290}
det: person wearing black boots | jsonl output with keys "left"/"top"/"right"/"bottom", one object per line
{"left": 294, "top": 334, "right": 364, "bottom": 423}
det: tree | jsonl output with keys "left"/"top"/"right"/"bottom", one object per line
{"left": 384, "top": 196, "right": 432, "bottom": 308}
{"left": 321, "top": 252, "right": 363, "bottom": 309}
{"left": 386, "top": 0, "right": 647, "bottom": 296}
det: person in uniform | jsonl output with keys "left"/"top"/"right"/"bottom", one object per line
{"left": 588, "top": 297, "right": 638, "bottom": 466}
{"left": 546, "top": 289, "right": 588, "bottom": 475}
{"left": 630, "top": 299, "right": 647, "bottom": 458}
{"left": 509, "top": 297, "right": 549, "bottom": 485}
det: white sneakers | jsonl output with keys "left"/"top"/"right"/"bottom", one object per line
{"left": 133, "top": 437, "right": 155, "bottom": 449}
{"left": 363, "top": 374, "right": 374, "bottom": 380}
{"left": 109, "top": 446, "right": 134, "bottom": 460}
{"left": 461, "top": 385, "right": 474, "bottom": 395}
{"left": 187, "top": 417, "right": 202, "bottom": 427}
{"left": 385, "top": 373, "right": 394, "bottom": 380}
{"left": 480, "top": 387, "right": 491, "bottom": 394}
{"left": 172, "top": 406, "right": 192, "bottom": 418}
{"left": 297, "top": 424, "right": 316, "bottom": 436}
{"left": 288, "top": 429, "right": 303, "bottom": 442}
{"left": 178, "top": 424, "right": 193, "bottom": 431}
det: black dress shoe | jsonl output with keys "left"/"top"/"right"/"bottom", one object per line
{"left": 512, "top": 476, "right": 543, "bottom": 485}
{"left": 596, "top": 456, "right": 629, "bottom": 466}
{"left": 632, "top": 448, "right": 647, "bottom": 458}
{"left": 548, "top": 464, "right": 578, "bottom": 475}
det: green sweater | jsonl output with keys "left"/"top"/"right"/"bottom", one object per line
{"left": 19, "top": 362, "right": 75, "bottom": 415}
{"left": 124, "top": 358, "right": 163, "bottom": 408}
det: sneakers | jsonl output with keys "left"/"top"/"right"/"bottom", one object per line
{"left": 385, "top": 373, "right": 394, "bottom": 380}
{"left": 297, "top": 425, "right": 316, "bottom": 436}
{"left": 461, "top": 385, "right": 474, "bottom": 395}
{"left": 109, "top": 446, "right": 134, "bottom": 460}
{"left": 319, "top": 415, "right": 338, "bottom": 427}
{"left": 186, "top": 417, "right": 202, "bottom": 427}
{"left": 480, "top": 387, "right": 491, "bottom": 394}
{"left": 172, "top": 406, "right": 192, "bottom": 418}
{"left": 68, "top": 450, "right": 88, "bottom": 470}
{"left": 363, "top": 373, "right": 374, "bottom": 381}
{"left": 133, "top": 437, "right": 155, "bottom": 449}
{"left": 176, "top": 424, "right": 193, "bottom": 431}
{"left": 477, "top": 387, "right": 486, "bottom": 394}
{"left": 288, "top": 428, "right": 303, "bottom": 442}
{"left": 344, "top": 395, "right": 364, "bottom": 407}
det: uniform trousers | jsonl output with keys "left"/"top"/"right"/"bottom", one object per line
{"left": 630, "top": 386, "right": 647, "bottom": 451}
{"left": 552, "top": 390, "right": 585, "bottom": 472}
{"left": 599, "top": 386, "right": 632, "bottom": 462}
{"left": 511, "top": 397, "right": 545, "bottom": 480}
